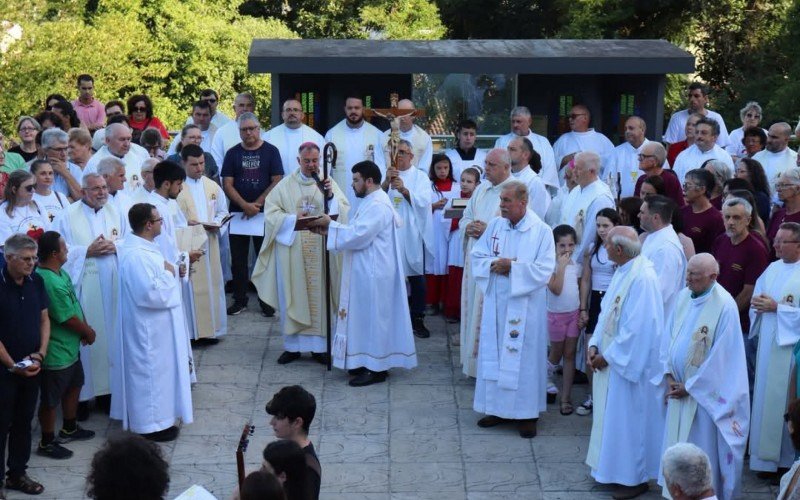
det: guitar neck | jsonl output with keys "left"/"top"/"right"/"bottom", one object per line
{"left": 236, "top": 422, "right": 253, "bottom": 490}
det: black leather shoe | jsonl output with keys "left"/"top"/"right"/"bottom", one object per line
{"left": 348, "top": 370, "right": 388, "bottom": 387}
{"left": 612, "top": 482, "right": 649, "bottom": 500}
{"left": 477, "top": 415, "right": 508, "bottom": 427}
{"left": 347, "top": 367, "right": 367, "bottom": 376}
{"left": 311, "top": 352, "right": 329, "bottom": 365}
{"left": 518, "top": 419, "right": 537, "bottom": 439}
{"left": 141, "top": 426, "right": 179, "bottom": 442}
{"left": 412, "top": 317, "right": 430, "bottom": 338}
{"left": 277, "top": 351, "right": 301, "bottom": 365}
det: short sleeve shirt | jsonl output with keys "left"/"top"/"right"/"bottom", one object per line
{"left": 634, "top": 169, "right": 686, "bottom": 208}
{"left": 711, "top": 232, "right": 769, "bottom": 331}
{"left": 35, "top": 267, "right": 83, "bottom": 369}
{"left": 0, "top": 266, "right": 48, "bottom": 362}
{"left": 680, "top": 205, "right": 725, "bottom": 254}
{"left": 220, "top": 142, "right": 284, "bottom": 212}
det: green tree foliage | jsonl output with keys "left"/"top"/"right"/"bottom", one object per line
{"left": 0, "top": 0, "right": 296, "bottom": 134}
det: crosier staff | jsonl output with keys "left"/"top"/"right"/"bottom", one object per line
{"left": 312, "top": 142, "right": 337, "bottom": 371}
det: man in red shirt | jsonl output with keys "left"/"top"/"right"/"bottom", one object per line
{"left": 634, "top": 141, "right": 685, "bottom": 207}
{"left": 681, "top": 168, "right": 724, "bottom": 253}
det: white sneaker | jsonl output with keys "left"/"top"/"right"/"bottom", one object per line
{"left": 576, "top": 396, "right": 593, "bottom": 416}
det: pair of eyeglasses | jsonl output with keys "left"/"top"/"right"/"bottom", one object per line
{"left": 133, "top": 106, "right": 147, "bottom": 112}
{"left": 19, "top": 127, "right": 38, "bottom": 133}
{"left": 682, "top": 183, "right": 699, "bottom": 190}
{"left": 149, "top": 218, "right": 163, "bottom": 223}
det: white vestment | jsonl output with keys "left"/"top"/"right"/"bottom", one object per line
{"left": 132, "top": 186, "right": 154, "bottom": 204}
{"left": 252, "top": 170, "right": 349, "bottom": 353}
{"left": 752, "top": 148, "right": 798, "bottom": 196}
{"left": 387, "top": 168, "right": 434, "bottom": 276}
{"left": 544, "top": 184, "right": 574, "bottom": 228}
{"left": 609, "top": 139, "right": 668, "bottom": 198}
{"left": 672, "top": 144, "right": 734, "bottom": 184}
{"left": 641, "top": 224, "right": 687, "bottom": 319}
{"left": 53, "top": 200, "right": 126, "bottom": 401}
{"left": 664, "top": 109, "right": 729, "bottom": 147}
{"left": 85, "top": 146, "right": 149, "bottom": 193}
{"left": 428, "top": 183, "right": 458, "bottom": 275}
{"left": 382, "top": 125, "right": 433, "bottom": 174}
{"left": 209, "top": 120, "right": 241, "bottom": 168}
{"left": 559, "top": 179, "right": 615, "bottom": 266}
{"left": 108, "top": 190, "right": 133, "bottom": 219}
{"left": 494, "top": 132, "right": 558, "bottom": 190}
{"left": 264, "top": 124, "right": 324, "bottom": 176}
{"left": 552, "top": 130, "right": 616, "bottom": 180}
{"left": 471, "top": 209, "right": 555, "bottom": 419}
{"left": 325, "top": 120, "right": 386, "bottom": 209}
{"left": 114, "top": 234, "right": 193, "bottom": 433}
{"left": 176, "top": 177, "right": 229, "bottom": 339}
{"left": 459, "top": 176, "right": 516, "bottom": 377}
{"left": 444, "top": 148, "right": 487, "bottom": 181}
{"left": 511, "top": 166, "right": 550, "bottom": 219}
{"left": 659, "top": 283, "right": 749, "bottom": 500}
{"left": 586, "top": 256, "right": 665, "bottom": 486}
{"left": 748, "top": 260, "right": 800, "bottom": 472}
{"left": 327, "top": 189, "right": 417, "bottom": 371}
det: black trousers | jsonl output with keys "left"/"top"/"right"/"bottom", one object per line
{"left": 407, "top": 274, "right": 426, "bottom": 318}
{"left": 229, "top": 234, "right": 264, "bottom": 306}
{"left": 0, "top": 371, "right": 39, "bottom": 479}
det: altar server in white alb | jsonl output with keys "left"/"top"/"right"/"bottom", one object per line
{"left": 459, "top": 149, "right": 515, "bottom": 377}
{"left": 380, "top": 99, "right": 433, "bottom": 174}
{"left": 659, "top": 253, "right": 749, "bottom": 500}
{"left": 470, "top": 181, "right": 555, "bottom": 439}
{"left": 53, "top": 173, "right": 127, "bottom": 404}
{"left": 252, "top": 142, "right": 350, "bottom": 365}
{"left": 445, "top": 119, "right": 487, "bottom": 181}
{"left": 381, "top": 139, "right": 434, "bottom": 338}
{"left": 552, "top": 104, "right": 615, "bottom": 182}
{"left": 494, "top": 106, "right": 558, "bottom": 191}
{"left": 176, "top": 145, "right": 229, "bottom": 341}
{"left": 586, "top": 226, "right": 665, "bottom": 500}
{"left": 325, "top": 94, "right": 386, "bottom": 208}
{"left": 748, "top": 222, "right": 800, "bottom": 475}
{"left": 307, "top": 161, "right": 417, "bottom": 387}
{"left": 264, "top": 98, "right": 324, "bottom": 176}
{"left": 114, "top": 203, "right": 193, "bottom": 442}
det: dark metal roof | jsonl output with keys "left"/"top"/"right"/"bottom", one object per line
{"left": 249, "top": 39, "right": 694, "bottom": 75}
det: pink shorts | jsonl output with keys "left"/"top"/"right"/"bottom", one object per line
{"left": 547, "top": 310, "right": 581, "bottom": 342}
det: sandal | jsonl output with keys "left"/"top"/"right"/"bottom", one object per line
{"left": 560, "top": 401, "right": 574, "bottom": 416}
{"left": 5, "top": 474, "right": 44, "bottom": 495}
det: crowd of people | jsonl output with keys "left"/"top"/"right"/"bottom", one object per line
{"left": 1, "top": 74, "right": 800, "bottom": 499}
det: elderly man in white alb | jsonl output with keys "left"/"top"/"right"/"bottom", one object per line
{"left": 324, "top": 94, "right": 386, "bottom": 208}
{"left": 672, "top": 118, "right": 734, "bottom": 184}
{"left": 639, "top": 195, "right": 687, "bottom": 318}
{"left": 752, "top": 122, "right": 798, "bottom": 195}
{"left": 471, "top": 181, "right": 554, "bottom": 439}
{"left": 664, "top": 82, "right": 729, "bottom": 148}
{"left": 748, "top": 222, "right": 800, "bottom": 479}
{"left": 445, "top": 119, "right": 487, "bottom": 180}
{"left": 659, "top": 253, "right": 749, "bottom": 500}
{"left": 553, "top": 104, "right": 615, "bottom": 182}
{"left": 507, "top": 136, "right": 549, "bottom": 219}
{"left": 494, "top": 106, "right": 558, "bottom": 190}
{"left": 264, "top": 98, "right": 324, "bottom": 176}
{"left": 380, "top": 99, "right": 433, "bottom": 174}
{"left": 209, "top": 92, "right": 256, "bottom": 167}
{"left": 96, "top": 157, "right": 133, "bottom": 217}
{"left": 85, "top": 123, "right": 148, "bottom": 193}
{"left": 586, "top": 225, "right": 665, "bottom": 500}
{"left": 459, "top": 149, "right": 515, "bottom": 377}
{"left": 559, "top": 151, "right": 615, "bottom": 266}
{"left": 609, "top": 116, "right": 664, "bottom": 198}
{"left": 661, "top": 443, "right": 720, "bottom": 500}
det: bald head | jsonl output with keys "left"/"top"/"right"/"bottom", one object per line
{"left": 606, "top": 226, "right": 641, "bottom": 263}
{"left": 686, "top": 253, "right": 719, "bottom": 294}
{"left": 767, "top": 122, "right": 792, "bottom": 153}
{"left": 688, "top": 253, "right": 719, "bottom": 275}
{"left": 397, "top": 99, "right": 416, "bottom": 132}
{"left": 624, "top": 116, "right": 646, "bottom": 148}
{"left": 104, "top": 122, "right": 132, "bottom": 156}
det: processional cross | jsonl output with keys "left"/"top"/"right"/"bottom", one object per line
{"left": 364, "top": 93, "right": 426, "bottom": 169}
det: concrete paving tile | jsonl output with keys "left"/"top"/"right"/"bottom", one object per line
{"left": 391, "top": 383, "right": 455, "bottom": 408}
{"left": 465, "top": 462, "right": 539, "bottom": 492}
{"left": 468, "top": 493, "right": 543, "bottom": 500}
{"left": 191, "top": 382, "right": 257, "bottom": 410}
{"left": 536, "top": 462, "right": 597, "bottom": 492}
{"left": 201, "top": 346, "right": 265, "bottom": 367}
{"left": 168, "top": 462, "right": 239, "bottom": 499}
{"left": 393, "top": 493, "right": 467, "bottom": 500}
{"left": 389, "top": 406, "right": 459, "bottom": 434}
{"left": 325, "top": 494, "right": 389, "bottom": 500}
{"left": 181, "top": 407, "right": 253, "bottom": 436}
{"left": 319, "top": 433, "right": 390, "bottom": 463}
{"left": 454, "top": 383, "right": 475, "bottom": 409}
{"left": 171, "top": 433, "right": 240, "bottom": 465}
{"left": 389, "top": 364, "right": 454, "bottom": 385}
{"left": 322, "top": 402, "right": 390, "bottom": 434}
{"left": 741, "top": 469, "right": 774, "bottom": 493}
{"left": 390, "top": 433, "right": 461, "bottom": 462}
{"left": 390, "top": 462, "right": 465, "bottom": 492}
{"left": 460, "top": 433, "right": 535, "bottom": 462}
{"left": 320, "top": 462, "right": 390, "bottom": 493}
{"left": 535, "top": 410, "right": 593, "bottom": 436}
{"left": 195, "top": 362, "right": 261, "bottom": 385}
{"left": 531, "top": 435, "right": 589, "bottom": 462}
{"left": 9, "top": 466, "right": 90, "bottom": 500}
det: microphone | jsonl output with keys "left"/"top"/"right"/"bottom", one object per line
{"left": 311, "top": 173, "right": 332, "bottom": 202}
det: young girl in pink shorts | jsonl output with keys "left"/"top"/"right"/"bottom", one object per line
{"left": 546, "top": 225, "right": 581, "bottom": 415}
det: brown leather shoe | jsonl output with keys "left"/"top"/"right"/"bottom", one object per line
{"left": 477, "top": 415, "right": 507, "bottom": 428}
{"left": 612, "top": 482, "right": 649, "bottom": 500}
{"left": 518, "top": 419, "right": 537, "bottom": 438}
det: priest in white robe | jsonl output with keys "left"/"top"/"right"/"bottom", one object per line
{"left": 176, "top": 145, "right": 229, "bottom": 341}
{"left": 640, "top": 195, "right": 688, "bottom": 318}
{"left": 381, "top": 139, "right": 434, "bottom": 337}
{"left": 131, "top": 159, "right": 158, "bottom": 204}
{"left": 552, "top": 105, "right": 615, "bottom": 182}
{"left": 507, "top": 136, "right": 550, "bottom": 219}
{"left": 252, "top": 142, "right": 350, "bottom": 364}
{"left": 559, "top": 152, "right": 615, "bottom": 266}
{"left": 471, "top": 181, "right": 555, "bottom": 438}
{"left": 96, "top": 157, "right": 133, "bottom": 218}
{"left": 380, "top": 99, "right": 433, "bottom": 174}
{"left": 85, "top": 123, "right": 148, "bottom": 193}
{"left": 748, "top": 222, "right": 800, "bottom": 475}
{"left": 586, "top": 226, "right": 665, "bottom": 500}
{"left": 609, "top": 117, "right": 668, "bottom": 198}
{"left": 263, "top": 99, "right": 324, "bottom": 177}
{"left": 459, "top": 149, "right": 516, "bottom": 377}
{"left": 52, "top": 173, "right": 127, "bottom": 403}
{"left": 445, "top": 119, "right": 487, "bottom": 181}
{"left": 672, "top": 118, "right": 734, "bottom": 184}
{"left": 114, "top": 202, "right": 193, "bottom": 441}
{"left": 658, "top": 253, "right": 749, "bottom": 500}
{"left": 324, "top": 95, "right": 386, "bottom": 208}
{"left": 209, "top": 92, "right": 256, "bottom": 167}
{"left": 307, "top": 160, "right": 417, "bottom": 387}
{"left": 493, "top": 106, "right": 558, "bottom": 191}
{"left": 752, "top": 122, "right": 798, "bottom": 195}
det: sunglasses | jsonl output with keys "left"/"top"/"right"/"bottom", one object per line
{"left": 133, "top": 106, "right": 147, "bottom": 112}
{"left": 203, "top": 98, "right": 217, "bottom": 103}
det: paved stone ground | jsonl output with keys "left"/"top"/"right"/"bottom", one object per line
{"left": 14, "top": 298, "right": 779, "bottom": 499}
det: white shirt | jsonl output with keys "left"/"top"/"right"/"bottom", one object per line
{"left": 263, "top": 124, "right": 325, "bottom": 176}
{"left": 672, "top": 144, "right": 734, "bottom": 184}
{"left": 664, "top": 109, "right": 729, "bottom": 147}
{"left": 552, "top": 129, "right": 616, "bottom": 181}
{"left": 495, "top": 131, "right": 559, "bottom": 190}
